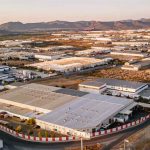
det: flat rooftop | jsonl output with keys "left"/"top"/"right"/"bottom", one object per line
{"left": 39, "top": 94, "right": 133, "bottom": 130}
{"left": 0, "top": 83, "right": 88, "bottom": 112}
{"left": 27, "top": 57, "right": 104, "bottom": 71}
{"left": 79, "top": 80, "right": 105, "bottom": 88}
{"left": 80, "top": 78, "right": 147, "bottom": 90}
{"left": 0, "top": 102, "right": 33, "bottom": 116}
{"left": 111, "top": 51, "right": 146, "bottom": 54}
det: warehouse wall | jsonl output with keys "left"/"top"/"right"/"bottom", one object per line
{"left": 0, "top": 98, "right": 51, "bottom": 114}
{"left": 36, "top": 119, "right": 91, "bottom": 139}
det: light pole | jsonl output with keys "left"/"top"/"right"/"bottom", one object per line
{"left": 81, "top": 137, "right": 83, "bottom": 150}
{"left": 124, "top": 139, "right": 129, "bottom": 150}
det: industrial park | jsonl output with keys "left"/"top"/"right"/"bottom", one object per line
{"left": 0, "top": 28, "right": 150, "bottom": 150}
{"left": 0, "top": 0, "right": 150, "bottom": 149}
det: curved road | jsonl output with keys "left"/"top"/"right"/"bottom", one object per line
{"left": 0, "top": 119, "right": 149, "bottom": 150}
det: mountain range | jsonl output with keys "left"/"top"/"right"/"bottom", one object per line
{"left": 0, "top": 19, "right": 150, "bottom": 32}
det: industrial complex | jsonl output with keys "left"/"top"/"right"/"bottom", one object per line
{"left": 26, "top": 57, "right": 111, "bottom": 73}
{"left": 0, "top": 26, "right": 150, "bottom": 149}
{"left": 0, "top": 83, "right": 139, "bottom": 138}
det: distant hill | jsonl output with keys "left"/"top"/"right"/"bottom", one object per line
{"left": 0, "top": 29, "right": 14, "bottom": 35}
{"left": 0, "top": 19, "right": 150, "bottom": 32}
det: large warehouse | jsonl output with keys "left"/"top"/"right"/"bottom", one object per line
{"left": 26, "top": 57, "right": 109, "bottom": 73}
{"left": 38, "top": 94, "right": 134, "bottom": 134}
{"left": 0, "top": 83, "right": 137, "bottom": 138}
{"left": 79, "top": 78, "right": 148, "bottom": 98}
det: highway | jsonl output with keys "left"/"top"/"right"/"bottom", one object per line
{"left": 0, "top": 119, "right": 149, "bottom": 150}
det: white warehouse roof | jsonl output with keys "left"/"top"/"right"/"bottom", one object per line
{"left": 39, "top": 94, "right": 134, "bottom": 130}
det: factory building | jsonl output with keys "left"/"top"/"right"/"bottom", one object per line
{"left": 34, "top": 54, "right": 62, "bottom": 61}
{"left": 0, "top": 83, "right": 89, "bottom": 113}
{"left": 0, "top": 66, "right": 15, "bottom": 84}
{"left": 38, "top": 94, "right": 135, "bottom": 135}
{"left": 93, "top": 38, "right": 112, "bottom": 44}
{"left": 27, "top": 57, "right": 110, "bottom": 73}
{"left": 121, "top": 59, "right": 150, "bottom": 71}
{"left": 110, "top": 51, "right": 148, "bottom": 57}
{"left": 0, "top": 83, "right": 137, "bottom": 138}
{"left": 112, "top": 41, "right": 149, "bottom": 47}
{"left": 76, "top": 47, "right": 111, "bottom": 56}
{"left": 79, "top": 78, "right": 148, "bottom": 98}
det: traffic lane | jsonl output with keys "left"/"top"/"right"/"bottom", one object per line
{"left": 67, "top": 119, "right": 150, "bottom": 148}
{"left": 0, "top": 131, "right": 73, "bottom": 150}
{"left": 102, "top": 120, "right": 150, "bottom": 150}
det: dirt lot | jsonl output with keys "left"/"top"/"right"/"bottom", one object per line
{"left": 90, "top": 68, "right": 150, "bottom": 82}
{"left": 36, "top": 75, "right": 97, "bottom": 89}
{"left": 36, "top": 67, "right": 150, "bottom": 89}
{"left": 65, "top": 144, "right": 103, "bottom": 150}
{"left": 0, "top": 60, "right": 35, "bottom": 67}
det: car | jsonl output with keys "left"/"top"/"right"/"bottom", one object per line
{"left": 101, "top": 123, "right": 111, "bottom": 129}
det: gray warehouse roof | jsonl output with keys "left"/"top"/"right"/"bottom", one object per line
{"left": 54, "top": 88, "right": 88, "bottom": 97}
{"left": 81, "top": 78, "right": 147, "bottom": 90}
{"left": 39, "top": 94, "right": 133, "bottom": 130}
{"left": 0, "top": 83, "right": 89, "bottom": 111}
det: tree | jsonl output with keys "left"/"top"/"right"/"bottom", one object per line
{"left": 27, "top": 118, "right": 36, "bottom": 125}
{"left": 45, "top": 131, "right": 49, "bottom": 137}
{"left": 15, "top": 125, "right": 22, "bottom": 133}
{"left": 38, "top": 131, "right": 42, "bottom": 138}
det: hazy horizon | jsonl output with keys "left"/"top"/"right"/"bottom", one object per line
{"left": 1, "top": 18, "right": 150, "bottom": 25}
{"left": 0, "top": 0, "right": 150, "bottom": 24}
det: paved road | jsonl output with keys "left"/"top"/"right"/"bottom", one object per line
{"left": 102, "top": 119, "right": 150, "bottom": 150}
{"left": 0, "top": 119, "right": 149, "bottom": 150}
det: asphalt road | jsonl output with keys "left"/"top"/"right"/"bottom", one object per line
{"left": 0, "top": 119, "right": 149, "bottom": 150}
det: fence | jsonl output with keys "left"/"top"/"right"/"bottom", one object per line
{"left": 0, "top": 114, "right": 150, "bottom": 143}
{"left": 0, "top": 125, "right": 79, "bottom": 143}
{"left": 91, "top": 114, "right": 150, "bottom": 138}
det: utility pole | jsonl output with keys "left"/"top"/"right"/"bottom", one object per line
{"left": 81, "top": 137, "right": 83, "bottom": 150}
{"left": 124, "top": 139, "right": 129, "bottom": 150}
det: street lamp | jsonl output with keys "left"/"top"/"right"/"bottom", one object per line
{"left": 81, "top": 137, "right": 83, "bottom": 150}
{"left": 124, "top": 139, "right": 129, "bottom": 150}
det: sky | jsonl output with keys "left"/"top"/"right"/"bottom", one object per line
{"left": 0, "top": 0, "right": 150, "bottom": 24}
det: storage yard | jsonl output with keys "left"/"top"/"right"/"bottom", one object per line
{"left": 88, "top": 68, "right": 150, "bottom": 82}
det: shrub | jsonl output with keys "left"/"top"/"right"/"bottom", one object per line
{"left": 27, "top": 118, "right": 36, "bottom": 125}
{"left": 45, "top": 131, "right": 49, "bottom": 137}
{"left": 38, "top": 131, "right": 42, "bottom": 138}
{"left": 15, "top": 125, "right": 22, "bottom": 133}
{"left": 28, "top": 129, "right": 33, "bottom": 135}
